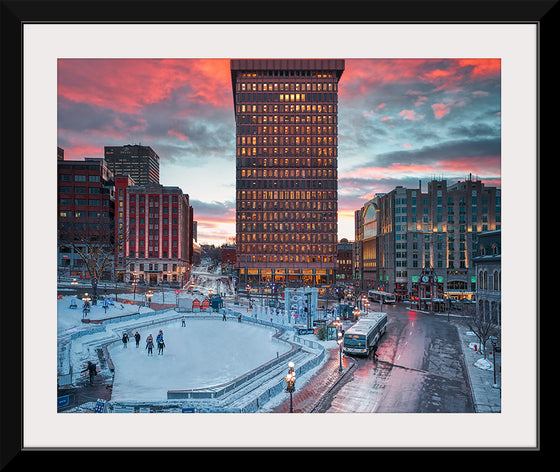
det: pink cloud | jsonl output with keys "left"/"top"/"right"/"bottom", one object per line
{"left": 399, "top": 109, "right": 417, "bottom": 121}
{"left": 58, "top": 59, "right": 232, "bottom": 114}
{"left": 168, "top": 129, "right": 189, "bottom": 141}
{"left": 432, "top": 103, "right": 451, "bottom": 119}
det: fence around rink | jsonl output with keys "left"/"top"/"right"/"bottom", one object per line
{"left": 58, "top": 305, "right": 327, "bottom": 412}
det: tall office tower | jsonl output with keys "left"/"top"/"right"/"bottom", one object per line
{"left": 231, "top": 59, "right": 345, "bottom": 286}
{"left": 104, "top": 144, "right": 160, "bottom": 185}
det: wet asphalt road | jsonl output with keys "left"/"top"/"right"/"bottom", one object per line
{"left": 314, "top": 303, "right": 474, "bottom": 413}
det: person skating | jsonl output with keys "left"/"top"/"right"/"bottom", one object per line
{"left": 146, "top": 334, "right": 154, "bottom": 356}
{"left": 157, "top": 338, "right": 165, "bottom": 355}
{"left": 122, "top": 332, "right": 129, "bottom": 348}
{"left": 156, "top": 330, "right": 164, "bottom": 344}
{"left": 82, "top": 361, "right": 97, "bottom": 385}
{"left": 134, "top": 331, "right": 141, "bottom": 347}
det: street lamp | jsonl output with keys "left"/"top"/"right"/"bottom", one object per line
{"left": 131, "top": 281, "right": 137, "bottom": 301}
{"left": 81, "top": 293, "right": 91, "bottom": 319}
{"left": 353, "top": 306, "right": 360, "bottom": 321}
{"left": 285, "top": 361, "right": 296, "bottom": 413}
{"left": 146, "top": 290, "right": 153, "bottom": 308}
{"left": 490, "top": 338, "right": 499, "bottom": 389}
{"left": 337, "top": 331, "right": 343, "bottom": 372}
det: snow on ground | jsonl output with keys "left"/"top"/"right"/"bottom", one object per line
{"left": 57, "top": 287, "right": 336, "bottom": 406}
{"left": 57, "top": 295, "right": 152, "bottom": 334}
{"left": 474, "top": 357, "right": 494, "bottom": 371}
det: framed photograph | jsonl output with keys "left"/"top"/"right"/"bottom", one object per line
{"left": 3, "top": 0, "right": 548, "bottom": 461}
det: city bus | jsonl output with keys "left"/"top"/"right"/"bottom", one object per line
{"left": 342, "top": 312, "right": 387, "bottom": 357}
{"left": 368, "top": 290, "right": 396, "bottom": 304}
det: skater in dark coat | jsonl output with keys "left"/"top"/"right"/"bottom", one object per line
{"left": 122, "top": 332, "right": 129, "bottom": 348}
{"left": 157, "top": 338, "right": 165, "bottom": 355}
{"left": 146, "top": 335, "right": 154, "bottom": 356}
{"left": 82, "top": 361, "right": 97, "bottom": 385}
{"left": 134, "top": 331, "right": 141, "bottom": 347}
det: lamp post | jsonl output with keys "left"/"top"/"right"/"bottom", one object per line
{"left": 132, "top": 281, "right": 137, "bottom": 301}
{"left": 332, "top": 316, "right": 342, "bottom": 341}
{"left": 146, "top": 290, "right": 153, "bottom": 308}
{"left": 490, "top": 338, "right": 498, "bottom": 389}
{"left": 285, "top": 361, "right": 296, "bottom": 413}
{"left": 337, "top": 331, "right": 343, "bottom": 372}
{"left": 353, "top": 306, "right": 360, "bottom": 321}
{"left": 82, "top": 293, "right": 91, "bottom": 319}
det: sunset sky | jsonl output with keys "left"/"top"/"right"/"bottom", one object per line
{"left": 57, "top": 58, "right": 501, "bottom": 245}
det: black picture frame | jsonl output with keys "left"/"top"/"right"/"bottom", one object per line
{"left": 2, "top": 0, "right": 551, "bottom": 465}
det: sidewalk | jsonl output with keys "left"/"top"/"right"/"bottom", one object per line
{"left": 454, "top": 321, "right": 501, "bottom": 413}
{"left": 270, "top": 348, "right": 355, "bottom": 413}
{"left": 57, "top": 372, "right": 113, "bottom": 412}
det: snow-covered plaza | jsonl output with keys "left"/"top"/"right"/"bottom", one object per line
{"left": 57, "top": 271, "right": 340, "bottom": 413}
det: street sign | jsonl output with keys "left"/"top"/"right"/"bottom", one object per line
{"left": 94, "top": 399, "right": 106, "bottom": 413}
{"left": 57, "top": 395, "right": 70, "bottom": 409}
{"left": 175, "top": 290, "right": 180, "bottom": 295}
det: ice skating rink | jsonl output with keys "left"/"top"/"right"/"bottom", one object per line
{"left": 108, "top": 319, "right": 290, "bottom": 402}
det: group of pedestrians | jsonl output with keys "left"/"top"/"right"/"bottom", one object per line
{"left": 122, "top": 329, "right": 166, "bottom": 356}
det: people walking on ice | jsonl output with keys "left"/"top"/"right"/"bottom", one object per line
{"left": 157, "top": 337, "right": 165, "bottom": 355}
{"left": 122, "top": 332, "right": 129, "bottom": 348}
{"left": 181, "top": 316, "right": 186, "bottom": 327}
{"left": 146, "top": 334, "right": 154, "bottom": 356}
{"left": 134, "top": 331, "right": 141, "bottom": 347}
{"left": 156, "top": 330, "right": 164, "bottom": 344}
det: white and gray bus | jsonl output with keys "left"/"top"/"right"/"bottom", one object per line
{"left": 367, "top": 290, "right": 396, "bottom": 304}
{"left": 342, "top": 312, "right": 387, "bottom": 357}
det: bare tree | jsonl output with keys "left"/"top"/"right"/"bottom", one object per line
{"left": 58, "top": 216, "right": 115, "bottom": 303}
{"left": 464, "top": 311, "right": 499, "bottom": 359}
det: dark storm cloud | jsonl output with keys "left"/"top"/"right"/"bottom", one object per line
{"left": 366, "top": 137, "right": 501, "bottom": 169}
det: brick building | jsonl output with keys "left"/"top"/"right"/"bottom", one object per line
{"left": 114, "top": 178, "right": 194, "bottom": 286}
{"left": 57, "top": 156, "right": 115, "bottom": 280}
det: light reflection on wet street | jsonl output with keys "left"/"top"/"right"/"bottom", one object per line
{"left": 315, "top": 304, "right": 474, "bottom": 413}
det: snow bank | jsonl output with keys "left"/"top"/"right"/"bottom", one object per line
{"left": 474, "top": 358, "right": 494, "bottom": 371}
